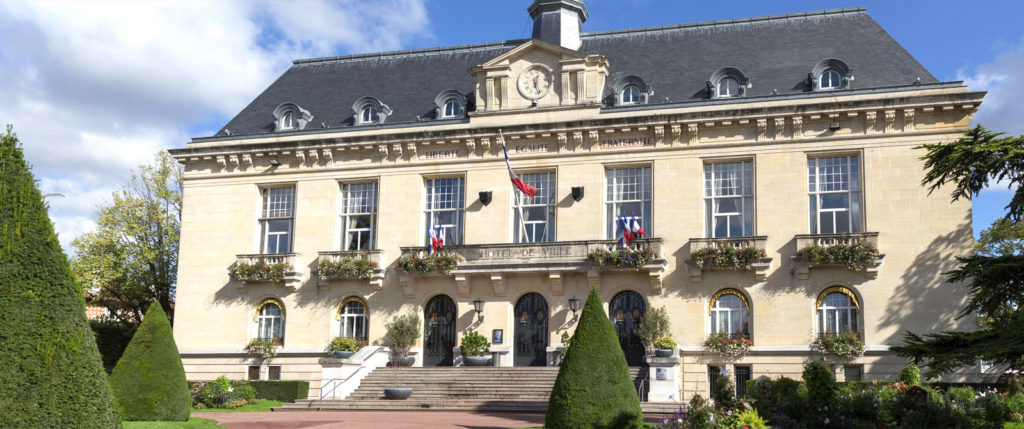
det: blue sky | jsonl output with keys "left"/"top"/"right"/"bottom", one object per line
{"left": 0, "top": 0, "right": 1020, "bottom": 250}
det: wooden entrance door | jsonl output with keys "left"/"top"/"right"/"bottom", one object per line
{"left": 610, "top": 290, "right": 646, "bottom": 366}
{"left": 514, "top": 293, "right": 549, "bottom": 366}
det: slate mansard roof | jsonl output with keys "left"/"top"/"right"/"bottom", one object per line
{"left": 207, "top": 7, "right": 937, "bottom": 140}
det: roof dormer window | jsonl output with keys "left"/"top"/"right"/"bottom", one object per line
{"left": 443, "top": 100, "right": 462, "bottom": 118}
{"left": 708, "top": 67, "right": 749, "bottom": 99}
{"left": 361, "top": 106, "right": 379, "bottom": 124}
{"left": 352, "top": 97, "right": 391, "bottom": 125}
{"left": 621, "top": 85, "right": 641, "bottom": 105}
{"left": 717, "top": 77, "right": 739, "bottom": 98}
{"left": 820, "top": 69, "right": 842, "bottom": 90}
{"left": 612, "top": 76, "right": 650, "bottom": 106}
{"left": 811, "top": 59, "right": 853, "bottom": 91}
{"left": 281, "top": 112, "right": 295, "bottom": 130}
{"left": 434, "top": 90, "right": 467, "bottom": 119}
{"left": 272, "top": 103, "right": 312, "bottom": 132}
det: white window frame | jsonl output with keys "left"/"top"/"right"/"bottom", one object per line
{"left": 717, "top": 77, "right": 739, "bottom": 98}
{"left": 260, "top": 187, "right": 295, "bottom": 254}
{"left": 256, "top": 301, "right": 284, "bottom": 345}
{"left": 819, "top": 69, "right": 842, "bottom": 90}
{"left": 424, "top": 177, "right": 465, "bottom": 246}
{"left": 281, "top": 112, "right": 295, "bottom": 129}
{"left": 340, "top": 181, "right": 377, "bottom": 251}
{"left": 709, "top": 293, "right": 750, "bottom": 338}
{"left": 338, "top": 299, "right": 368, "bottom": 340}
{"left": 361, "top": 106, "right": 379, "bottom": 124}
{"left": 513, "top": 171, "right": 556, "bottom": 243}
{"left": 817, "top": 292, "right": 859, "bottom": 336}
{"left": 703, "top": 161, "right": 754, "bottom": 238}
{"left": 605, "top": 166, "right": 653, "bottom": 239}
{"left": 443, "top": 100, "right": 462, "bottom": 118}
{"left": 808, "top": 155, "right": 862, "bottom": 234}
{"left": 621, "top": 85, "right": 641, "bottom": 105}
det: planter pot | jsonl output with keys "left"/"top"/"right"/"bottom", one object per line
{"left": 384, "top": 387, "right": 412, "bottom": 400}
{"left": 655, "top": 349, "right": 674, "bottom": 358}
{"left": 333, "top": 351, "right": 355, "bottom": 359}
{"left": 390, "top": 356, "right": 415, "bottom": 366}
{"left": 463, "top": 356, "right": 491, "bottom": 366}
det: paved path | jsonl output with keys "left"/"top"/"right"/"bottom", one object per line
{"left": 194, "top": 410, "right": 546, "bottom": 429}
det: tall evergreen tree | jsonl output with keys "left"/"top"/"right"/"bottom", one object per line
{"left": 546, "top": 288, "right": 643, "bottom": 428}
{"left": 109, "top": 304, "right": 190, "bottom": 421}
{"left": 0, "top": 125, "right": 120, "bottom": 428}
{"left": 892, "top": 125, "right": 1024, "bottom": 377}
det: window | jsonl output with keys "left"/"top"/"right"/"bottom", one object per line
{"left": 820, "top": 69, "right": 842, "bottom": 90}
{"left": 361, "top": 106, "right": 379, "bottom": 124}
{"left": 606, "top": 167, "right": 652, "bottom": 239}
{"left": 443, "top": 100, "right": 462, "bottom": 118}
{"left": 341, "top": 182, "right": 377, "bottom": 251}
{"left": 247, "top": 365, "right": 260, "bottom": 380}
{"left": 273, "top": 103, "right": 310, "bottom": 131}
{"left": 844, "top": 365, "right": 863, "bottom": 382}
{"left": 621, "top": 85, "right": 641, "bottom": 104}
{"left": 704, "top": 161, "right": 753, "bottom": 237}
{"left": 513, "top": 172, "right": 556, "bottom": 243}
{"left": 735, "top": 365, "right": 751, "bottom": 398}
{"left": 425, "top": 177, "right": 465, "bottom": 246}
{"left": 808, "top": 155, "right": 862, "bottom": 234}
{"left": 261, "top": 187, "right": 295, "bottom": 254}
{"left": 281, "top": 112, "right": 295, "bottom": 130}
{"left": 708, "top": 365, "right": 721, "bottom": 397}
{"left": 709, "top": 290, "right": 750, "bottom": 338}
{"left": 268, "top": 365, "right": 281, "bottom": 381}
{"left": 817, "top": 287, "right": 859, "bottom": 336}
{"left": 717, "top": 77, "right": 739, "bottom": 98}
{"left": 255, "top": 300, "right": 284, "bottom": 345}
{"left": 338, "top": 298, "right": 368, "bottom": 340}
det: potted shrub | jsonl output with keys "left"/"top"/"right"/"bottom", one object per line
{"left": 383, "top": 313, "right": 420, "bottom": 400}
{"left": 653, "top": 336, "right": 676, "bottom": 357}
{"left": 459, "top": 329, "right": 491, "bottom": 366}
{"left": 325, "top": 336, "right": 361, "bottom": 359}
{"left": 634, "top": 306, "right": 670, "bottom": 356}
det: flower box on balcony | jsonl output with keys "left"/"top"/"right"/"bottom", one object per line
{"left": 315, "top": 250, "right": 386, "bottom": 291}
{"left": 229, "top": 253, "right": 302, "bottom": 292}
{"left": 703, "top": 333, "right": 753, "bottom": 360}
{"left": 587, "top": 246, "right": 657, "bottom": 270}
{"left": 686, "top": 236, "right": 772, "bottom": 282}
{"left": 398, "top": 251, "right": 462, "bottom": 276}
{"left": 792, "top": 233, "right": 884, "bottom": 279}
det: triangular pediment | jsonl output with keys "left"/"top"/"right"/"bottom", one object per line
{"left": 478, "top": 39, "right": 587, "bottom": 68}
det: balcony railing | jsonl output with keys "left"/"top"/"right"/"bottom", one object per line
{"left": 792, "top": 232, "right": 883, "bottom": 279}
{"left": 397, "top": 238, "right": 668, "bottom": 297}
{"left": 230, "top": 253, "right": 302, "bottom": 292}
{"left": 314, "top": 250, "right": 386, "bottom": 290}
{"left": 686, "top": 236, "right": 772, "bottom": 281}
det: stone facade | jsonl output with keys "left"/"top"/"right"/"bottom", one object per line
{"left": 170, "top": 4, "right": 985, "bottom": 401}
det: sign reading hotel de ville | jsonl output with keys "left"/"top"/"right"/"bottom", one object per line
{"left": 600, "top": 135, "right": 652, "bottom": 149}
{"left": 465, "top": 244, "right": 579, "bottom": 263}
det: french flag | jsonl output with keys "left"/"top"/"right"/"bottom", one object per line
{"left": 428, "top": 225, "right": 444, "bottom": 254}
{"left": 618, "top": 216, "right": 646, "bottom": 248}
{"left": 502, "top": 140, "right": 538, "bottom": 198}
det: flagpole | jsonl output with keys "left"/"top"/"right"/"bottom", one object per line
{"left": 499, "top": 129, "right": 531, "bottom": 243}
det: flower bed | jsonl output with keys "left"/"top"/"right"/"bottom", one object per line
{"left": 230, "top": 261, "right": 290, "bottom": 282}
{"left": 398, "top": 251, "right": 462, "bottom": 275}
{"left": 317, "top": 257, "right": 376, "bottom": 280}
{"left": 798, "top": 241, "right": 880, "bottom": 270}
{"left": 811, "top": 330, "right": 865, "bottom": 360}
{"left": 587, "top": 246, "right": 656, "bottom": 270}
{"left": 703, "top": 332, "right": 753, "bottom": 359}
{"left": 689, "top": 245, "right": 765, "bottom": 269}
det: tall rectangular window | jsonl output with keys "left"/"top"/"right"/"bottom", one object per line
{"left": 606, "top": 167, "right": 652, "bottom": 239}
{"left": 341, "top": 182, "right": 377, "bottom": 251}
{"left": 261, "top": 187, "right": 295, "bottom": 254}
{"left": 513, "top": 172, "right": 556, "bottom": 243}
{"left": 708, "top": 365, "right": 721, "bottom": 397}
{"left": 704, "top": 161, "right": 754, "bottom": 237}
{"left": 425, "top": 177, "right": 465, "bottom": 246}
{"left": 734, "top": 365, "right": 752, "bottom": 398}
{"left": 809, "top": 156, "right": 862, "bottom": 234}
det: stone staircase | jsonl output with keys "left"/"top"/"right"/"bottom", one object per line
{"left": 275, "top": 366, "right": 685, "bottom": 415}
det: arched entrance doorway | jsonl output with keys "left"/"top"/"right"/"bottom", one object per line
{"left": 609, "top": 290, "right": 646, "bottom": 366}
{"left": 423, "top": 294, "right": 456, "bottom": 366}
{"left": 514, "top": 292, "right": 549, "bottom": 366}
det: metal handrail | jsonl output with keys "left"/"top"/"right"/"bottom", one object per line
{"left": 315, "top": 348, "right": 388, "bottom": 408}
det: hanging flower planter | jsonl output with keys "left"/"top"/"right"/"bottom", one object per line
{"left": 398, "top": 251, "right": 462, "bottom": 275}
{"left": 587, "top": 246, "right": 657, "bottom": 270}
{"left": 703, "top": 333, "right": 753, "bottom": 359}
{"left": 317, "top": 257, "right": 377, "bottom": 280}
{"left": 811, "top": 331, "right": 865, "bottom": 360}
{"left": 689, "top": 246, "right": 765, "bottom": 270}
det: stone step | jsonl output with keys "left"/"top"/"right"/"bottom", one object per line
{"left": 275, "top": 400, "right": 685, "bottom": 414}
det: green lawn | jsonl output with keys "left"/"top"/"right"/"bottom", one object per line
{"left": 191, "top": 399, "right": 282, "bottom": 413}
{"left": 1005, "top": 422, "right": 1024, "bottom": 429}
{"left": 123, "top": 417, "right": 222, "bottom": 429}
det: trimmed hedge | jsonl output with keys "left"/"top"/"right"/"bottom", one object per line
{"left": 546, "top": 288, "right": 643, "bottom": 428}
{"left": 109, "top": 304, "right": 191, "bottom": 421}
{"left": 0, "top": 126, "right": 120, "bottom": 428}
{"left": 248, "top": 381, "right": 310, "bottom": 402}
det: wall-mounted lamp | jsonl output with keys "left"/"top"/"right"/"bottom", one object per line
{"left": 828, "top": 122, "right": 841, "bottom": 131}
{"left": 473, "top": 297, "right": 484, "bottom": 322}
{"left": 478, "top": 190, "right": 492, "bottom": 206}
{"left": 268, "top": 159, "right": 281, "bottom": 166}
{"left": 568, "top": 295, "right": 580, "bottom": 316}
{"left": 571, "top": 186, "right": 584, "bottom": 202}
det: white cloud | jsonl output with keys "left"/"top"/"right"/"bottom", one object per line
{"left": 960, "top": 39, "right": 1024, "bottom": 137}
{"left": 0, "top": 0, "right": 431, "bottom": 253}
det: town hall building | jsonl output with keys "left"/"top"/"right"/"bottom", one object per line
{"left": 170, "top": 1, "right": 986, "bottom": 402}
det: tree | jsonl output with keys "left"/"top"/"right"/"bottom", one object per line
{"left": 0, "top": 125, "right": 120, "bottom": 428}
{"left": 72, "top": 151, "right": 182, "bottom": 327}
{"left": 892, "top": 125, "right": 1024, "bottom": 378}
{"left": 109, "top": 304, "right": 190, "bottom": 421}
{"left": 546, "top": 288, "right": 643, "bottom": 429}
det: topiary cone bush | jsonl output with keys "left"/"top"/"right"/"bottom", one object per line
{"left": 545, "top": 288, "right": 643, "bottom": 429}
{"left": 109, "top": 304, "right": 190, "bottom": 421}
{"left": 0, "top": 126, "right": 120, "bottom": 428}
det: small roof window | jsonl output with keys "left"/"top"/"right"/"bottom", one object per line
{"left": 271, "top": 103, "right": 312, "bottom": 132}
{"left": 352, "top": 97, "right": 391, "bottom": 125}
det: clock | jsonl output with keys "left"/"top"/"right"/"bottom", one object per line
{"left": 517, "top": 67, "right": 551, "bottom": 100}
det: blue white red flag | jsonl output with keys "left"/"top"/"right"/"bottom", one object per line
{"left": 618, "top": 216, "right": 646, "bottom": 248}
{"left": 428, "top": 225, "right": 444, "bottom": 254}
{"left": 501, "top": 139, "right": 538, "bottom": 198}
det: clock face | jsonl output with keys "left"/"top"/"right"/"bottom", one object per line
{"left": 517, "top": 68, "right": 551, "bottom": 100}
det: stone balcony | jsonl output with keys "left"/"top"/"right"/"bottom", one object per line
{"left": 686, "top": 236, "right": 772, "bottom": 282}
{"left": 792, "top": 232, "right": 884, "bottom": 279}
{"left": 230, "top": 253, "right": 303, "bottom": 292}
{"left": 397, "top": 238, "right": 668, "bottom": 298}
{"left": 314, "top": 250, "right": 387, "bottom": 291}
